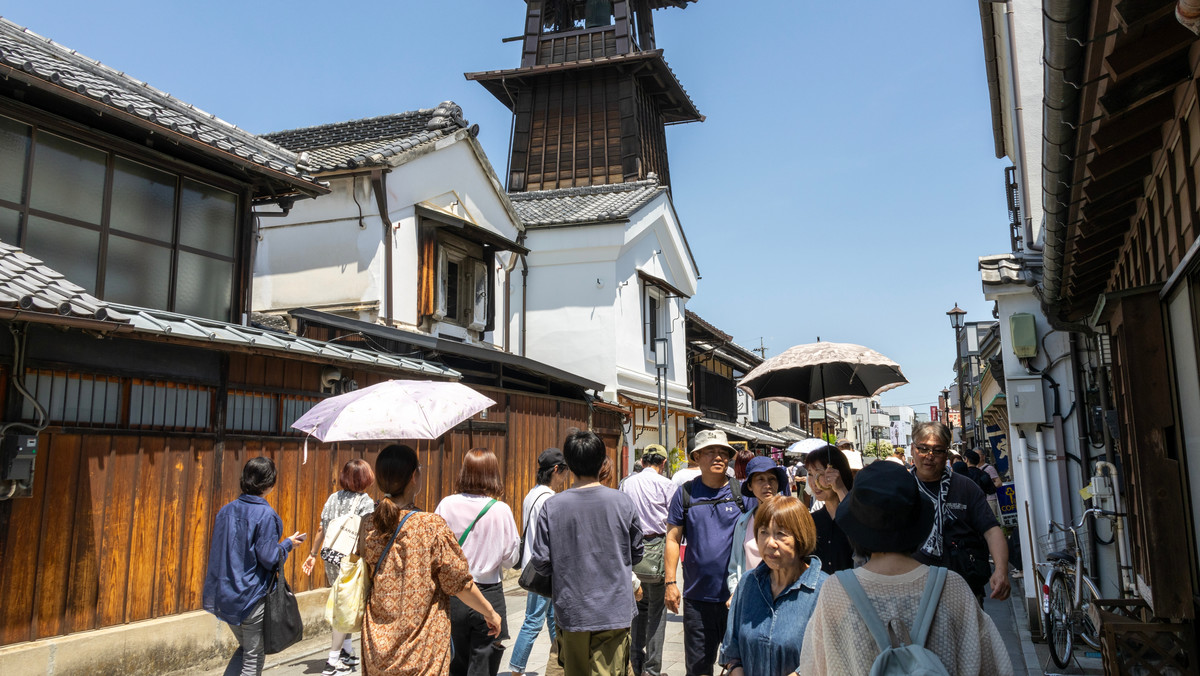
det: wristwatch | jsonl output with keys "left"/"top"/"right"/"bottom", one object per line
{"left": 665, "top": 581, "right": 676, "bottom": 586}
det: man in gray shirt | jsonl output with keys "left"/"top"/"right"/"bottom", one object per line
{"left": 530, "top": 430, "right": 645, "bottom": 674}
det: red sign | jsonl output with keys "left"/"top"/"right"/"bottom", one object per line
{"left": 930, "top": 405, "right": 939, "bottom": 421}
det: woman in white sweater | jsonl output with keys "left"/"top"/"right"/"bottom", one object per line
{"left": 435, "top": 448, "right": 521, "bottom": 676}
{"left": 798, "top": 461, "right": 1013, "bottom": 676}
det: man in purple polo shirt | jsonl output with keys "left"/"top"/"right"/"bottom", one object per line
{"left": 663, "top": 430, "right": 749, "bottom": 676}
{"left": 621, "top": 444, "right": 676, "bottom": 676}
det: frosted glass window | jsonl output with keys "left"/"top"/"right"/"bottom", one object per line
{"left": 176, "top": 251, "right": 232, "bottom": 320}
{"left": 0, "top": 206, "right": 19, "bottom": 245}
{"left": 226, "top": 392, "right": 278, "bottom": 433}
{"left": 180, "top": 179, "right": 236, "bottom": 256}
{"left": 130, "top": 382, "right": 211, "bottom": 429}
{"left": 105, "top": 234, "right": 170, "bottom": 309}
{"left": 30, "top": 131, "right": 106, "bottom": 225}
{"left": 22, "top": 371, "right": 120, "bottom": 424}
{"left": 0, "top": 115, "right": 30, "bottom": 204}
{"left": 111, "top": 157, "right": 176, "bottom": 242}
{"left": 25, "top": 215, "right": 100, "bottom": 292}
{"left": 282, "top": 398, "right": 317, "bottom": 432}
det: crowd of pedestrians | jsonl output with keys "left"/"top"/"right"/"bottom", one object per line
{"left": 202, "top": 420, "right": 1015, "bottom": 676}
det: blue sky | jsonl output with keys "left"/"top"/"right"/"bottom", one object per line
{"left": 3, "top": 1, "right": 1010, "bottom": 410}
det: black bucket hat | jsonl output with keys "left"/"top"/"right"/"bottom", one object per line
{"left": 835, "top": 460, "right": 934, "bottom": 554}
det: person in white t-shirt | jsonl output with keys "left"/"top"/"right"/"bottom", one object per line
{"left": 508, "top": 448, "right": 570, "bottom": 676}
{"left": 435, "top": 449, "right": 520, "bottom": 676}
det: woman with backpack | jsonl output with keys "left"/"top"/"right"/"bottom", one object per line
{"left": 302, "top": 458, "right": 376, "bottom": 675}
{"left": 797, "top": 461, "right": 1011, "bottom": 675}
{"left": 359, "top": 444, "right": 501, "bottom": 676}
{"left": 435, "top": 448, "right": 521, "bottom": 676}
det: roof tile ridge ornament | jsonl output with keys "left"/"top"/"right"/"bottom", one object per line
{"left": 425, "top": 101, "right": 468, "bottom": 131}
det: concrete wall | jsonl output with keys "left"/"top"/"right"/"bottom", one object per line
{"left": 0, "top": 590, "right": 328, "bottom": 676}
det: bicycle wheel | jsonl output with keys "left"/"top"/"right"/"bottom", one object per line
{"left": 1078, "top": 576, "right": 1102, "bottom": 650}
{"left": 1047, "top": 574, "right": 1074, "bottom": 668}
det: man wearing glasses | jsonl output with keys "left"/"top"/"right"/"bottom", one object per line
{"left": 663, "top": 430, "right": 749, "bottom": 675}
{"left": 909, "top": 421, "right": 1011, "bottom": 604}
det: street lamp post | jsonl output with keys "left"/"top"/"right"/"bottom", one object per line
{"left": 940, "top": 387, "right": 950, "bottom": 427}
{"left": 947, "top": 303, "right": 967, "bottom": 449}
{"left": 655, "top": 337, "right": 669, "bottom": 447}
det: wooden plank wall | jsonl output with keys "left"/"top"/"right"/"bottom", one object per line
{"left": 0, "top": 389, "right": 624, "bottom": 646}
{"left": 518, "top": 72, "right": 625, "bottom": 191}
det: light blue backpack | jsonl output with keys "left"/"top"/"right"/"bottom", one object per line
{"left": 835, "top": 567, "right": 952, "bottom": 676}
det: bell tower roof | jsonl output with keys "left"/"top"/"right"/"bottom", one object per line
{"left": 466, "top": 0, "right": 703, "bottom": 193}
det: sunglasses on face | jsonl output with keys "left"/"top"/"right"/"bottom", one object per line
{"left": 914, "top": 444, "right": 948, "bottom": 456}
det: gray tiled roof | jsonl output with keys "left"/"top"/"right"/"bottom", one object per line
{"left": 509, "top": 178, "right": 666, "bottom": 227}
{"left": 0, "top": 240, "right": 129, "bottom": 323}
{"left": 979, "top": 254, "right": 1033, "bottom": 286}
{"left": 263, "top": 103, "right": 471, "bottom": 172}
{"left": 0, "top": 240, "right": 457, "bottom": 378}
{"left": 0, "top": 18, "right": 320, "bottom": 191}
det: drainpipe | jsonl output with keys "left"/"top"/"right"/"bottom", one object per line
{"left": 520, "top": 254, "right": 529, "bottom": 357}
{"left": 1094, "top": 459, "right": 1134, "bottom": 593}
{"left": 369, "top": 169, "right": 394, "bottom": 325}
{"left": 502, "top": 232, "right": 526, "bottom": 353}
{"left": 1040, "top": 0, "right": 1089, "bottom": 310}
{"left": 1014, "top": 427, "right": 1037, "bottom": 596}
{"left": 1034, "top": 427, "right": 1057, "bottom": 527}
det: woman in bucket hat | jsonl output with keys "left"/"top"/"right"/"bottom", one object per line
{"left": 725, "top": 455, "right": 791, "bottom": 599}
{"left": 797, "top": 461, "right": 1012, "bottom": 675}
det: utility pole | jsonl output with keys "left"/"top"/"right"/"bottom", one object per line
{"left": 752, "top": 338, "right": 768, "bottom": 360}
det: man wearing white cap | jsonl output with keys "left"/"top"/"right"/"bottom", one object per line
{"left": 663, "top": 429, "right": 750, "bottom": 675}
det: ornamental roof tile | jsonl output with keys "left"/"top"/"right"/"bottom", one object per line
{"left": 0, "top": 17, "right": 321, "bottom": 191}
{"left": 509, "top": 178, "right": 665, "bottom": 227}
{"left": 979, "top": 254, "right": 1034, "bottom": 286}
{"left": 262, "top": 103, "right": 471, "bottom": 172}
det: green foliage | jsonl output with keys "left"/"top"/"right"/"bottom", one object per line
{"left": 669, "top": 447, "right": 687, "bottom": 473}
{"left": 864, "top": 440, "right": 893, "bottom": 459}
{"left": 823, "top": 432, "right": 837, "bottom": 444}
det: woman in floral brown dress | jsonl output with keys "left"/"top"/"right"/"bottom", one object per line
{"left": 360, "top": 444, "right": 502, "bottom": 676}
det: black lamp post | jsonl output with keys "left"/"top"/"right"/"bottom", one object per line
{"left": 940, "top": 387, "right": 950, "bottom": 426}
{"left": 947, "top": 303, "right": 967, "bottom": 447}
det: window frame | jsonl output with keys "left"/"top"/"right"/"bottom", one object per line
{"left": 0, "top": 100, "right": 250, "bottom": 321}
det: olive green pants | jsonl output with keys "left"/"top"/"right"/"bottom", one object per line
{"left": 550, "top": 626, "right": 631, "bottom": 676}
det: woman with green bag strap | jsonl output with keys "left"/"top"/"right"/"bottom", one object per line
{"left": 435, "top": 448, "right": 521, "bottom": 676}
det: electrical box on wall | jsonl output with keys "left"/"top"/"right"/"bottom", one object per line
{"left": 1010, "top": 313, "right": 1038, "bottom": 358}
{"left": 1008, "top": 376, "right": 1047, "bottom": 424}
{"left": 1, "top": 434, "right": 37, "bottom": 499}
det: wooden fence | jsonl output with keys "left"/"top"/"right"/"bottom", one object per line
{"left": 0, "top": 389, "right": 623, "bottom": 646}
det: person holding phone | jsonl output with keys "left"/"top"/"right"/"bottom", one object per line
{"left": 203, "top": 457, "right": 306, "bottom": 676}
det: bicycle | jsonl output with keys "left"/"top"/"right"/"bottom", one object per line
{"left": 1038, "top": 507, "right": 1123, "bottom": 669}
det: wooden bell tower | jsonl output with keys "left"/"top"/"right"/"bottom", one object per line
{"left": 466, "top": 0, "right": 704, "bottom": 193}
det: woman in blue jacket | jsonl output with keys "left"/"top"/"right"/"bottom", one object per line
{"left": 203, "top": 457, "right": 306, "bottom": 676}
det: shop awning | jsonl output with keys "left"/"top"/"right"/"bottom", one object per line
{"left": 696, "top": 418, "right": 787, "bottom": 446}
{"left": 617, "top": 389, "right": 701, "bottom": 417}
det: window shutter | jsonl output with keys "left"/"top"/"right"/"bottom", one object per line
{"left": 435, "top": 245, "right": 449, "bottom": 320}
{"left": 470, "top": 258, "right": 487, "bottom": 332}
{"left": 417, "top": 224, "right": 437, "bottom": 318}
{"left": 484, "top": 249, "right": 497, "bottom": 332}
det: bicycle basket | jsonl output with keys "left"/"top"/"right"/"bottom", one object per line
{"left": 1038, "top": 525, "right": 1092, "bottom": 572}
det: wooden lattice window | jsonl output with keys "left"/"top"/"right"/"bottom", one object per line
{"left": 20, "top": 369, "right": 122, "bottom": 426}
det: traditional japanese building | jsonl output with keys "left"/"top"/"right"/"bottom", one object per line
{"left": 465, "top": 0, "right": 707, "bottom": 466}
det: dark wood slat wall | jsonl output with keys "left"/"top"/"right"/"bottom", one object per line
{"left": 0, "top": 383, "right": 623, "bottom": 646}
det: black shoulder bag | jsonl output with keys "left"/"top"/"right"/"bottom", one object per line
{"left": 263, "top": 566, "right": 303, "bottom": 654}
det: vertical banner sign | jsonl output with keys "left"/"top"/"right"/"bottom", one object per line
{"left": 930, "top": 405, "right": 939, "bottom": 421}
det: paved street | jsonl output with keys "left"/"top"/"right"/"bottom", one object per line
{"left": 182, "top": 565, "right": 1089, "bottom": 676}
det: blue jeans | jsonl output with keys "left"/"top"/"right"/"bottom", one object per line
{"left": 508, "top": 592, "right": 556, "bottom": 672}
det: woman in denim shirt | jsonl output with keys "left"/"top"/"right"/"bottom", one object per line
{"left": 720, "top": 495, "right": 825, "bottom": 676}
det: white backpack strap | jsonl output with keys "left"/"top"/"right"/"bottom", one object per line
{"left": 835, "top": 570, "right": 892, "bottom": 652}
{"left": 911, "top": 566, "right": 948, "bottom": 647}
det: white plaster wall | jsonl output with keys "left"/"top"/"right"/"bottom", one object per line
{"left": 253, "top": 134, "right": 521, "bottom": 350}
{"left": 521, "top": 193, "right": 698, "bottom": 406}
{"left": 253, "top": 175, "right": 385, "bottom": 312}
{"left": 994, "top": 0, "right": 1046, "bottom": 250}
